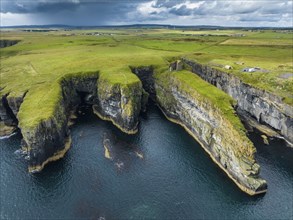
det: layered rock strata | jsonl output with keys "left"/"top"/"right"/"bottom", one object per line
{"left": 130, "top": 66, "right": 156, "bottom": 100}
{"left": 1, "top": 64, "right": 269, "bottom": 195}
{"left": 0, "top": 72, "right": 144, "bottom": 172}
{"left": 18, "top": 73, "right": 100, "bottom": 172}
{"left": 153, "top": 70, "right": 267, "bottom": 195}
{"left": 0, "top": 40, "right": 20, "bottom": 48}
{"left": 93, "top": 75, "right": 143, "bottom": 134}
{"left": 182, "top": 58, "right": 293, "bottom": 145}
{"left": 0, "top": 91, "right": 27, "bottom": 136}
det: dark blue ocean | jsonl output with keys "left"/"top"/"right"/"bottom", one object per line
{"left": 1, "top": 103, "right": 293, "bottom": 219}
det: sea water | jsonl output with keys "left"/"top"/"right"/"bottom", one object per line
{"left": 1, "top": 103, "right": 292, "bottom": 219}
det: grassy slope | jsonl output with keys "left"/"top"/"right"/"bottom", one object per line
{"left": 157, "top": 70, "right": 246, "bottom": 136}
{"left": 120, "top": 29, "right": 293, "bottom": 104}
{"left": 0, "top": 31, "right": 178, "bottom": 129}
{"left": 0, "top": 29, "right": 292, "bottom": 129}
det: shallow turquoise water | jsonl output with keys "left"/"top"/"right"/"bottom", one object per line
{"left": 1, "top": 103, "right": 293, "bottom": 219}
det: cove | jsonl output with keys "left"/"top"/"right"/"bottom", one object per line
{"left": 1, "top": 103, "right": 292, "bottom": 219}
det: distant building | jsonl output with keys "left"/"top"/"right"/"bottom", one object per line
{"left": 242, "top": 67, "right": 256, "bottom": 73}
{"left": 242, "top": 67, "right": 269, "bottom": 73}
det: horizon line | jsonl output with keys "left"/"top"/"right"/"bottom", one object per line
{"left": 1, "top": 24, "right": 293, "bottom": 29}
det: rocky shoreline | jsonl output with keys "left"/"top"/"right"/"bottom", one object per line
{"left": 0, "top": 40, "right": 20, "bottom": 48}
{"left": 182, "top": 58, "right": 293, "bottom": 146}
{"left": 153, "top": 70, "right": 267, "bottom": 195}
{"left": 1, "top": 60, "right": 290, "bottom": 195}
{"left": 0, "top": 72, "right": 145, "bottom": 172}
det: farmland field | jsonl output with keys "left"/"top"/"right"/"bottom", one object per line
{"left": 1, "top": 27, "right": 293, "bottom": 220}
{"left": 1, "top": 28, "right": 292, "bottom": 106}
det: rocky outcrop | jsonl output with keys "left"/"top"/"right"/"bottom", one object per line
{"left": 1, "top": 71, "right": 145, "bottom": 172}
{"left": 0, "top": 91, "right": 27, "bottom": 136}
{"left": 0, "top": 40, "right": 20, "bottom": 48}
{"left": 182, "top": 58, "right": 293, "bottom": 145}
{"left": 18, "top": 73, "right": 99, "bottom": 172}
{"left": 130, "top": 66, "right": 156, "bottom": 100}
{"left": 19, "top": 92, "right": 70, "bottom": 172}
{"left": 93, "top": 75, "right": 143, "bottom": 134}
{"left": 154, "top": 70, "right": 267, "bottom": 195}
{"left": 0, "top": 94, "right": 17, "bottom": 127}
{"left": 1, "top": 62, "right": 270, "bottom": 195}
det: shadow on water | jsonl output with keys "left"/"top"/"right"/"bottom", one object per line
{"left": 250, "top": 131, "right": 293, "bottom": 175}
{"left": 1, "top": 102, "right": 293, "bottom": 219}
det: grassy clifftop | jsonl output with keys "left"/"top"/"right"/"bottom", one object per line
{"left": 1, "top": 28, "right": 292, "bottom": 130}
{"left": 155, "top": 69, "right": 267, "bottom": 194}
{"left": 17, "top": 71, "right": 99, "bottom": 130}
{"left": 0, "top": 31, "right": 175, "bottom": 130}
{"left": 156, "top": 69, "right": 248, "bottom": 139}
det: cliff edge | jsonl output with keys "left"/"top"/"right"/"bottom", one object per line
{"left": 154, "top": 69, "right": 267, "bottom": 195}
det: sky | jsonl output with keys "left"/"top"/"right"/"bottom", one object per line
{"left": 0, "top": 0, "right": 292, "bottom": 27}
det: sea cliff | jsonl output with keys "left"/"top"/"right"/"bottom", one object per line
{"left": 182, "top": 58, "right": 293, "bottom": 145}
{"left": 154, "top": 70, "right": 267, "bottom": 195}
{"left": 93, "top": 73, "right": 143, "bottom": 134}
{"left": 0, "top": 40, "right": 20, "bottom": 48}
{"left": 0, "top": 71, "right": 144, "bottom": 172}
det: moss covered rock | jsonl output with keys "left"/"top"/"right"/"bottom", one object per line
{"left": 182, "top": 58, "right": 293, "bottom": 145}
{"left": 93, "top": 72, "right": 143, "bottom": 134}
{"left": 14, "top": 70, "right": 144, "bottom": 172}
{"left": 154, "top": 70, "right": 267, "bottom": 195}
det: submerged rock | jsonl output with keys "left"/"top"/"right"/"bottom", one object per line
{"left": 102, "top": 132, "right": 144, "bottom": 170}
{"left": 261, "top": 135, "right": 269, "bottom": 145}
{"left": 0, "top": 123, "right": 17, "bottom": 138}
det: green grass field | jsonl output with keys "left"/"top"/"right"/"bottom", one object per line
{"left": 0, "top": 28, "right": 292, "bottom": 128}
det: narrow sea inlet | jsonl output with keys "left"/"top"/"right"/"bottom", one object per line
{"left": 1, "top": 103, "right": 293, "bottom": 219}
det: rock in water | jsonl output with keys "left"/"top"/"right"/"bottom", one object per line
{"left": 261, "top": 135, "right": 269, "bottom": 145}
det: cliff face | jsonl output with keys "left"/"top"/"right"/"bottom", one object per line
{"left": 0, "top": 40, "right": 20, "bottom": 48}
{"left": 19, "top": 93, "right": 69, "bottom": 172}
{"left": 0, "top": 94, "right": 17, "bottom": 128}
{"left": 182, "top": 58, "right": 293, "bottom": 145}
{"left": 1, "top": 72, "right": 144, "bottom": 172}
{"left": 93, "top": 75, "right": 143, "bottom": 134}
{"left": 130, "top": 66, "right": 156, "bottom": 100}
{"left": 154, "top": 70, "right": 267, "bottom": 195}
{"left": 18, "top": 74, "right": 100, "bottom": 172}
{"left": 0, "top": 91, "right": 27, "bottom": 136}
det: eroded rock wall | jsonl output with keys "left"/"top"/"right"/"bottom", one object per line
{"left": 0, "top": 94, "right": 18, "bottom": 127}
{"left": 19, "top": 74, "right": 99, "bottom": 172}
{"left": 182, "top": 58, "right": 293, "bottom": 144}
{"left": 93, "top": 76, "right": 143, "bottom": 134}
{"left": 0, "top": 92, "right": 27, "bottom": 136}
{"left": 1, "top": 72, "right": 145, "bottom": 172}
{"left": 130, "top": 66, "right": 156, "bottom": 100}
{"left": 20, "top": 94, "right": 69, "bottom": 172}
{"left": 0, "top": 40, "right": 20, "bottom": 48}
{"left": 154, "top": 71, "right": 267, "bottom": 195}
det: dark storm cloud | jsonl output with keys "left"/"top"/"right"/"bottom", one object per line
{"left": 239, "top": 15, "right": 281, "bottom": 22}
{"left": 1, "top": 0, "right": 79, "bottom": 13}
{"left": 169, "top": 5, "right": 192, "bottom": 16}
{"left": 154, "top": 0, "right": 185, "bottom": 8}
{"left": 1, "top": 0, "right": 147, "bottom": 25}
{"left": 1, "top": 0, "right": 292, "bottom": 26}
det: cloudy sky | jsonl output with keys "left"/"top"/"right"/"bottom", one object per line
{"left": 1, "top": 0, "right": 292, "bottom": 27}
